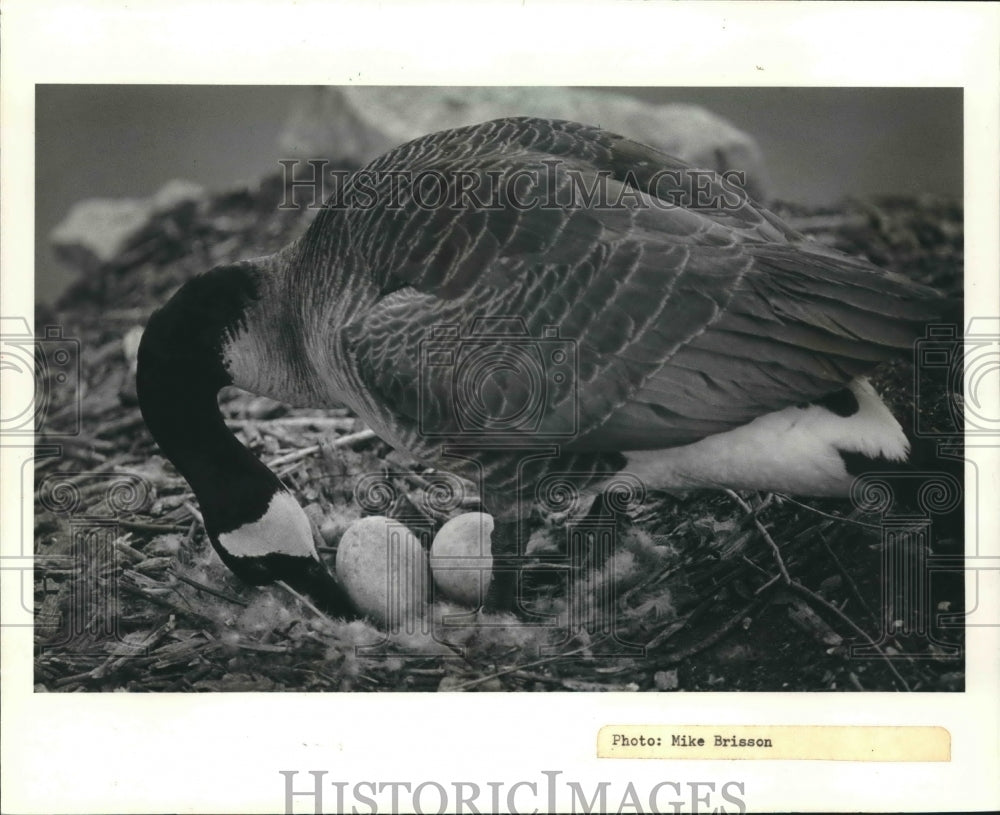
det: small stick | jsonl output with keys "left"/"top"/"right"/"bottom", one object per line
{"left": 182, "top": 502, "right": 204, "bottom": 525}
{"left": 820, "top": 535, "right": 878, "bottom": 625}
{"left": 95, "top": 414, "right": 146, "bottom": 438}
{"left": 647, "top": 567, "right": 748, "bottom": 649}
{"left": 752, "top": 572, "right": 784, "bottom": 597}
{"left": 275, "top": 580, "right": 328, "bottom": 619}
{"left": 777, "top": 495, "right": 884, "bottom": 530}
{"left": 227, "top": 416, "right": 357, "bottom": 430}
{"left": 237, "top": 642, "right": 289, "bottom": 654}
{"left": 38, "top": 434, "right": 115, "bottom": 452}
{"left": 117, "top": 519, "right": 190, "bottom": 535}
{"left": 268, "top": 428, "right": 377, "bottom": 468}
{"left": 454, "top": 639, "right": 601, "bottom": 691}
{"left": 785, "top": 579, "right": 911, "bottom": 692}
{"left": 654, "top": 593, "right": 775, "bottom": 667}
{"left": 171, "top": 570, "right": 249, "bottom": 607}
{"left": 726, "top": 489, "right": 791, "bottom": 584}
{"left": 118, "top": 580, "right": 215, "bottom": 625}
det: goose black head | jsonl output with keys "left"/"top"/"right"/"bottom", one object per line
{"left": 136, "top": 262, "right": 354, "bottom": 618}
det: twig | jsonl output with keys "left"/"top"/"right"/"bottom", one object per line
{"left": 237, "top": 641, "right": 289, "bottom": 654}
{"left": 91, "top": 618, "right": 177, "bottom": 679}
{"left": 511, "top": 670, "right": 569, "bottom": 686}
{"left": 453, "top": 638, "right": 603, "bottom": 691}
{"left": 182, "top": 502, "right": 203, "bottom": 525}
{"left": 653, "top": 593, "right": 775, "bottom": 667}
{"left": 820, "top": 535, "right": 878, "bottom": 626}
{"left": 785, "top": 579, "right": 911, "bottom": 692}
{"left": 95, "top": 414, "right": 146, "bottom": 438}
{"left": 752, "top": 571, "right": 784, "bottom": 597}
{"left": 777, "top": 495, "right": 884, "bottom": 530}
{"left": 37, "top": 434, "right": 116, "bottom": 453}
{"left": 648, "top": 566, "right": 749, "bottom": 648}
{"left": 268, "top": 428, "right": 377, "bottom": 468}
{"left": 118, "top": 580, "right": 215, "bottom": 625}
{"left": 171, "top": 570, "right": 249, "bottom": 607}
{"left": 118, "top": 519, "right": 190, "bottom": 535}
{"left": 53, "top": 671, "right": 101, "bottom": 689}
{"left": 269, "top": 446, "right": 317, "bottom": 469}
{"left": 725, "top": 490, "right": 791, "bottom": 584}
{"left": 227, "top": 416, "right": 357, "bottom": 430}
{"left": 275, "top": 580, "right": 327, "bottom": 618}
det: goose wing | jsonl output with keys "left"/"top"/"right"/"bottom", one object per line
{"left": 340, "top": 117, "right": 941, "bottom": 449}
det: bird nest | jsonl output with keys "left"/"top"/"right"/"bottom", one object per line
{"left": 33, "top": 173, "right": 965, "bottom": 692}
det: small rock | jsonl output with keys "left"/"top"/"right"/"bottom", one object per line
{"left": 118, "top": 325, "right": 144, "bottom": 405}
{"left": 51, "top": 178, "right": 204, "bottom": 274}
{"left": 818, "top": 574, "right": 843, "bottom": 596}
{"left": 429, "top": 512, "right": 494, "bottom": 606}
{"left": 122, "top": 326, "right": 144, "bottom": 374}
{"left": 711, "top": 642, "right": 758, "bottom": 665}
{"left": 935, "top": 671, "right": 964, "bottom": 692}
{"left": 335, "top": 516, "right": 428, "bottom": 625}
{"left": 653, "top": 669, "right": 679, "bottom": 691}
{"left": 437, "top": 675, "right": 467, "bottom": 692}
{"left": 244, "top": 396, "right": 286, "bottom": 420}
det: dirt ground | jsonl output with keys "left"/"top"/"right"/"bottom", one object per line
{"left": 33, "top": 173, "right": 965, "bottom": 692}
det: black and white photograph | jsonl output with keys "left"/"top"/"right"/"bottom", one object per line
{"left": 30, "top": 84, "right": 967, "bottom": 694}
{"left": 2, "top": 3, "right": 998, "bottom": 814}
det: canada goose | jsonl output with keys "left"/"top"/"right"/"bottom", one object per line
{"left": 137, "top": 117, "right": 944, "bottom": 619}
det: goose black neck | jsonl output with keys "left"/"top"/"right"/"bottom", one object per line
{"left": 137, "top": 264, "right": 281, "bottom": 538}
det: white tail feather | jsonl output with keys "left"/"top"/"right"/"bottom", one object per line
{"left": 623, "top": 378, "right": 908, "bottom": 497}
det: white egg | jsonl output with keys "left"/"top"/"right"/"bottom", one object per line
{"left": 430, "top": 513, "right": 494, "bottom": 606}
{"left": 335, "top": 516, "right": 429, "bottom": 626}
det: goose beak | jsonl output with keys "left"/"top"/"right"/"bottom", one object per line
{"left": 210, "top": 490, "right": 358, "bottom": 619}
{"left": 281, "top": 557, "right": 357, "bottom": 619}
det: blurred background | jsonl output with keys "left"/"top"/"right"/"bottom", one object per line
{"left": 35, "top": 85, "right": 962, "bottom": 304}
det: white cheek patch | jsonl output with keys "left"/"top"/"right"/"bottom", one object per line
{"left": 217, "top": 491, "right": 317, "bottom": 560}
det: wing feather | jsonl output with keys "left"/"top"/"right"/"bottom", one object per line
{"left": 334, "top": 117, "right": 943, "bottom": 454}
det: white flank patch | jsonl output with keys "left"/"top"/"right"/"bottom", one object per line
{"left": 623, "top": 378, "right": 909, "bottom": 497}
{"left": 217, "top": 490, "right": 317, "bottom": 560}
